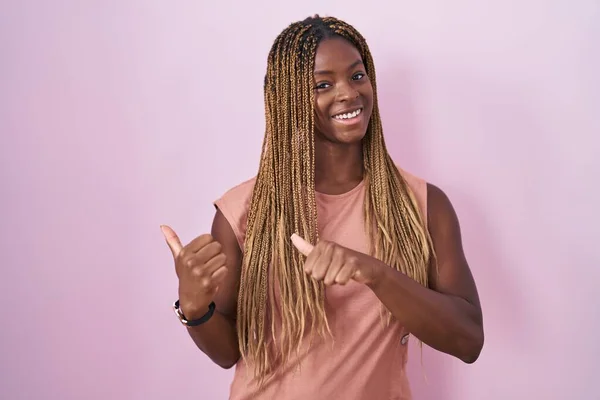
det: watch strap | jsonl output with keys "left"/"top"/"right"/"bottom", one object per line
{"left": 173, "top": 300, "right": 216, "bottom": 327}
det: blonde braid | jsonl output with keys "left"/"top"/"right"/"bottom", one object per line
{"left": 238, "top": 16, "right": 436, "bottom": 386}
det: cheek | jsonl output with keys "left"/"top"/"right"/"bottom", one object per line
{"left": 314, "top": 97, "right": 331, "bottom": 126}
{"left": 363, "top": 83, "right": 374, "bottom": 105}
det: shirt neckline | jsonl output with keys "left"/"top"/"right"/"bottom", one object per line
{"left": 314, "top": 179, "right": 365, "bottom": 199}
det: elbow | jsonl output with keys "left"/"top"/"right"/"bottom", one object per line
{"left": 217, "top": 355, "right": 240, "bottom": 370}
{"left": 458, "top": 324, "right": 484, "bottom": 364}
{"left": 219, "top": 362, "right": 237, "bottom": 370}
{"left": 460, "top": 348, "right": 482, "bottom": 364}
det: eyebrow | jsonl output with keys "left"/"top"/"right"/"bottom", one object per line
{"left": 314, "top": 59, "right": 364, "bottom": 75}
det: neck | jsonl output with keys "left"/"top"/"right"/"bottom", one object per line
{"left": 314, "top": 139, "right": 364, "bottom": 195}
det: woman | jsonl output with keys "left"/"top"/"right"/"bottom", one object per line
{"left": 161, "top": 15, "right": 484, "bottom": 399}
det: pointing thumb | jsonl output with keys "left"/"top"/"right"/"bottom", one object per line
{"left": 160, "top": 225, "right": 183, "bottom": 258}
{"left": 291, "top": 233, "right": 314, "bottom": 257}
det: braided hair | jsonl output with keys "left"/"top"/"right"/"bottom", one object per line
{"left": 238, "top": 15, "right": 435, "bottom": 384}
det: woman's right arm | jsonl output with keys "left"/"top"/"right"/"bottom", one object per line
{"left": 162, "top": 208, "right": 242, "bottom": 369}
{"left": 184, "top": 208, "right": 242, "bottom": 368}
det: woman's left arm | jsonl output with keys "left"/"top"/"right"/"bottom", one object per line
{"left": 367, "top": 183, "right": 484, "bottom": 363}
{"left": 292, "top": 183, "right": 484, "bottom": 363}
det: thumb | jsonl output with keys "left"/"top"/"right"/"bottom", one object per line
{"left": 160, "top": 225, "right": 183, "bottom": 258}
{"left": 291, "top": 233, "right": 314, "bottom": 257}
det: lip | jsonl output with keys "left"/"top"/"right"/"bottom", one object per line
{"left": 331, "top": 107, "right": 365, "bottom": 126}
{"left": 331, "top": 106, "right": 363, "bottom": 118}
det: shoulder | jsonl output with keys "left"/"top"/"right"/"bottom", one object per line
{"left": 392, "top": 164, "right": 461, "bottom": 234}
{"left": 426, "top": 182, "right": 450, "bottom": 207}
{"left": 214, "top": 176, "right": 257, "bottom": 214}
{"left": 396, "top": 165, "right": 427, "bottom": 194}
{"left": 396, "top": 170, "right": 464, "bottom": 256}
{"left": 394, "top": 164, "right": 429, "bottom": 221}
{"left": 425, "top": 182, "right": 460, "bottom": 231}
{"left": 217, "top": 176, "right": 257, "bottom": 202}
{"left": 213, "top": 176, "right": 257, "bottom": 249}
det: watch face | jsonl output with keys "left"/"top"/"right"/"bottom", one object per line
{"left": 172, "top": 301, "right": 215, "bottom": 327}
{"left": 173, "top": 301, "right": 187, "bottom": 324}
{"left": 401, "top": 333, "right": 410, "bottom": 345}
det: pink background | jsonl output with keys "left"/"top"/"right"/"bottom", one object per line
{"left": 1, "top": 1, "right": 599, "bottom": 399}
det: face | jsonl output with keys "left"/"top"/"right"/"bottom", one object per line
{"left": 313, "top": 37, "right": 374, "bottom": 144}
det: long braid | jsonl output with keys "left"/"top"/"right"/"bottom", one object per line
{"left": 239, "top": 15, "right": 436, "bottom": 385}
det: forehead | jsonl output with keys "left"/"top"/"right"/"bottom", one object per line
{"left": 313, "top": 37, "right": 363, "bottom": 72}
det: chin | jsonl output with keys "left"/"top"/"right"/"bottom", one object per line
{"left": 332, "top": 128, "right": 367, "bottom": 144}
{"left": 315, "top": 114, "right": 371, "bottom": 144}
{"left": 330, "top": 117, "right": 370, "bottom": 143}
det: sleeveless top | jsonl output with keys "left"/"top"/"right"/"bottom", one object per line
{"left": 213, "top": 167, "right": 428, "bottom": 400}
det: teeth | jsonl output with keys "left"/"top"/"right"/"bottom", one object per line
{"left": 334, "top": 108, "right": 362, "bottom": 120}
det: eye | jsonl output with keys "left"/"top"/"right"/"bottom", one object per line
{"left": 352, "top": 72, "right": 366, "bottom": 80}
{"left": 315, "top": 82, "right": 331, "bottom": 90}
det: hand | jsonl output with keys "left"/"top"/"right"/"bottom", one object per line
{"left": 161, "top": 225, "right": 228, "bottom": 319}
{"left": 290, "top": 234, "right": 383, "bottom": 286}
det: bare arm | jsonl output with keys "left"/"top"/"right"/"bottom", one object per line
{"left": 164, "top": 208, "right": 242, "bottom": 368}
{"left": 367, "top": 183, "right": 484, "bottom": 363}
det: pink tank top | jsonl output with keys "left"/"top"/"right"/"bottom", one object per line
{"left": 214, "top": 167, "right": 428, "bottom": 400}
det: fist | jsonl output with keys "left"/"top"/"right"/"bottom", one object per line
{"left": 291, "top": 234, "right": 381, "bottom": 286}
{"left": 161, "top": 225, "right": 228, "bottom": 319}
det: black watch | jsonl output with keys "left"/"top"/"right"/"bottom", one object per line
{"left": 173, "top": 300, "right": 216, "bottom": 327}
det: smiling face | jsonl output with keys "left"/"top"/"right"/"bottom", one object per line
{"left": 313, "top": 36, "right": 374, "bottom": 145}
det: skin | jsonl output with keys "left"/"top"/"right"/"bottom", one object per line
{"left": 160, "top": 214, "right": 241, "bottom": 369}
{"left": 161, "top": 35, "right": 484, "bottom": 370}
{"left": 313, "top": 37, "right": 373, "bottom": 195}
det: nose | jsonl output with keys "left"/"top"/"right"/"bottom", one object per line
{"left": 336, "top": 81, "right": 359, "bottom": 102}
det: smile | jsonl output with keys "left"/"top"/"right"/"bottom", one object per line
{"left": 332, "top": 108, "right": 363, "bottom": 120}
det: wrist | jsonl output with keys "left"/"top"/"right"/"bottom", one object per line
{"left": 179, "top": 300, "right": 212, "bottom": 321}
{"left": 365, "top": 260, "right": 389, "bottom": 291}
{"left": 174, "top": 300, "right": 216, "bottom": 327}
